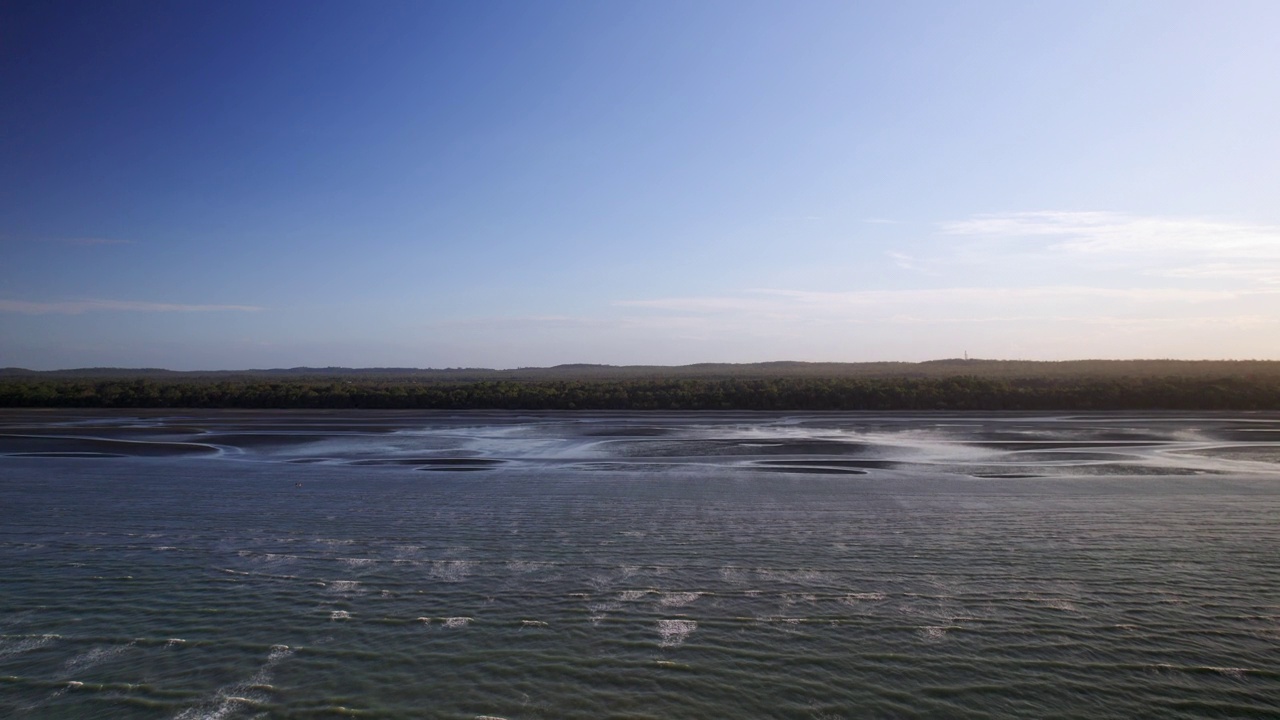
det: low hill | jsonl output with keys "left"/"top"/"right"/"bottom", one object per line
{"left": 5, "top": 359, "right": 1280, "bottom": 382}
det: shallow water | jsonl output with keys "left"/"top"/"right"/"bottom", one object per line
{"left": 2, "top": 410, "right": 1279, "bottom": 718}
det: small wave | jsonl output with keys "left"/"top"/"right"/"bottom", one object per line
{"left": 173, "top": 645, "right": 291, "bottom": 720}
{"left": 330, "top": 610, "right": 351, "bottom": 621}
{"left": 840, "top": 592, "right": 888, "bottom": 604}
{"left": 0, "top": 634, "right": 60, "bottom": 658}
{"left": 261, "top": 553, "right": 297, "bottom": 563}
{"left": 658, "top": 592, "right": 702, "bottom": 608}
{"left": 430, "top": 560, "right": 473, "bottom": 583}
{"left": 507, "top": 560, "right": 552, "bottom": 573}
{"left": 618, "top": 590, "right": 649, "bottom": 601}
{"left": 414, "top": 616, "right": 472, "bottom": 628}
{"left": 918, "top": 625, "right": 954, "bottom": 641}
{"left": 521, "top": 620, "right": 548, "bottom": 628}
{"left": 326, "top": 580, "right": 363, "bottom": 595}
{"left": 1151, "top": 662, "right": 1253, "bottom": 680}
{"left": 756, "top": 568, "right": 833, "bottom": 585}
{"left": 267, "top": 644, "right": 292, "bottom": 662}
{"left": 316, "top": 707, "right": 368, "bottom": 717}
{"left": 63, "top": 642, "right": 136, "bottom": 672}
{"left": 657, "top": 619, "right": 697, "bottom": 648}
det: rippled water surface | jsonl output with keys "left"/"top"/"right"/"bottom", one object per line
{"left": 2, "top": 410, "right": 1279, "bottom": 718}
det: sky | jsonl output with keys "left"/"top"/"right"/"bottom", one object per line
{"left": 3, "top": 0, "right": 1279, "bottom": 370}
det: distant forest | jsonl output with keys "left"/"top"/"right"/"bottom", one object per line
{"left": 2, "top": 360, "right": 1279, "bottom": 411}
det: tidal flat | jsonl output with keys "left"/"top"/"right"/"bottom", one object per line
{"left": 2, "top": 410, "right": 1279, "bottom": 718}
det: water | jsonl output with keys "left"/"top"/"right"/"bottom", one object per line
{"left": 2, "top": 410, "right": 1279, "bottom": 718}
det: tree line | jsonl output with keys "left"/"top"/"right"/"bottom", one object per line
{"left": 7, "top": 359, "right": 1280, "bottom": 382}
{"left": 2, "top": 375, "right": 1278, "bottom": 410}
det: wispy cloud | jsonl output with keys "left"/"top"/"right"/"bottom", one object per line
{"left": 16, "top": 236, "right": 139, "bottom": 247}
{"left": 940, "top": 211, "right": 1280, "bottom": 261}
{"left": 607, "top": 284, "right": 1280, "bottom": 359}
{"left": 1158, "top": 263, "right": 1280, "bottom": 284}
{"left": 55, "top": 237, "right": 136, "bottom": 247}
{"left": 620, "top": 285, "right": 1269, "bottom": 315}
{"left": 872, "top": 210, "right": 1280, "bottom": 292}
{"left": 0, "top": 299, "right": 262, "bottom": 315}
{"left": 886, "top": 251, "right": 935, "bottom": 274}
{"left": 435, "top": 210, "right": 1280, "bottom": 361}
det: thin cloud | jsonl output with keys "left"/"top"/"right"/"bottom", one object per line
{"left": 604, "top": 211, "right": 1280, "bottom": 358}
{"left": 0, "top": 299, "right": 262, "bottom": 315}
{"left": 760, "top": 286, "right": 1264, "bottom": 304}
{"left": 610, "top": 285, "right": 1280, "bottom": 354}
{"left": 886, "top": 251, "right": 935, "bottom": 274}
{"left": 617, "top": 295, "right": 780, "bottom": 314}
{"left": 621, "top": 285, "right": 1265, "bottom": 315}
{"left": 1159, "top": 264, "right": 1280, "bottom": 284}
{"left": 41, "top": 237, "right": 137, "bottom": 246}
{"left": 940, "top": 211, "right": 1280, "bottom": 259}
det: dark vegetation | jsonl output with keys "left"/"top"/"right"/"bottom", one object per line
{"left": 2, "top": 360, "right": 1279, "bottom": 410}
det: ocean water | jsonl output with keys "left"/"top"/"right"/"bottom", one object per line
{"left": 2, "top": 410, "right": 1279, "bottom": 719}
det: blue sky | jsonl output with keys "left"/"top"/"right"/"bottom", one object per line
{"left": 3, "top": 0, "right": 1279, "bottom": 369}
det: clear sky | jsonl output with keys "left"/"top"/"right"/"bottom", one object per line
{"left": 3, "top": 0, "right": 1279, "bottom": 370}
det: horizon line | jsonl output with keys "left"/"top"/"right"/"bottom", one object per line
{"left": 5, "top": 357, "right": 1280, "bottom": 374}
